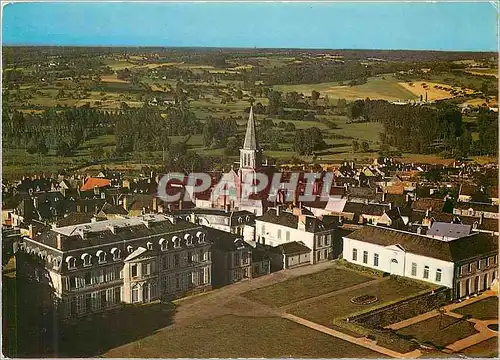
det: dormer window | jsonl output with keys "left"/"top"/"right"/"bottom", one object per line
{"left": 173, "top": 236, "right": 181, "bottom": 248}
{"left": 96, "top": 250, "right": 106, "bottom": 264}
{"left": 147, "top": 242, "right": 153, "bottom": 250}
{"left": 196, "top": 231, "right": 205, "bottom": 243}
{"left": 127, "top": 245, "right": 134, "bottom": 254}
{"left": 66, "top": 256, "right": 76, "bottom": 269}
{"left": 81, "top": 253, "right": 92, "bottom": 267}
{"left": 111, "top": 248, "right": 121, "bottom": 261}
{"left": 159, "top": 238, "right": 167, "bottom": 251}
{"left": 185, "top": 234, "right": 193, "bottom": 246}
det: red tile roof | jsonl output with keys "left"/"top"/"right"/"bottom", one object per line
{"left": 80, "top": 178, "right": 111, "bottom": 191}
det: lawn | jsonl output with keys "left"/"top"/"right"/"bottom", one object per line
{"left": 103, "top": 315, "right": 385, "bottom": 358}
{"left": 242, "top": 267, "right": 373, "bottom": 307}
{"left": 460, "top": 337, "right": 498, "bottom": 358}
{"left": 290, "top": 277, "right": 431, "bottom": 326}
{"left": 396, "top": 314, "right": 478, "bottom": 348}
{"left": 454, "top": 296, "right": 499, "bottom": 320}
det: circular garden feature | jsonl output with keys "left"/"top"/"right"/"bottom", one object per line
{"left": 487, "top": 324, "right": 498, "bottom": 332}
{"left": 350, "top": 295, "right": 379, "bottom": 305}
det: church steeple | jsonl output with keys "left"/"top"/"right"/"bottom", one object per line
{"left": 240, "top": 106, "right": 262, "bottom": 170}
{"left": 243, "top": 106, "right": 259, "bottom": 150}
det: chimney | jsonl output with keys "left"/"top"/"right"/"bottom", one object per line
{"left": 382, "top": 192, "right": 386, "bottom": 202}
{"left": 479, "top": 213, "right": 484, "bottom": 225}
{"left": 179, "top": 200, "right": 183, "bottom": 210}
{"left": 28, "top": 224, "right": 34, "bottom": 238}
{"left": 276, "top": 206, "right": 280, "bottom": 216}
{"left": 56, "top": 234, "right": 62, "bottom": 250}
{"left": 298, "top": 215, "right": 306, "bottom": 231}
{"left": 91, "top": 216, "right": 98, "bottom": 223}
{"left": 152, "top": 197, "right": 157, "bottom": 212}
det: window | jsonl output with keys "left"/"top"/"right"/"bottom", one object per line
{"left": 202, "top": 251, "right": 208, "bottom": 261}
{"left": 174, "top": 254, "right": 179, "bottom": 266}
{"left": 436, "top": 269, "right": 442, "bottom": 282}
{"left": 147, "top": 242, "right": 153, "bottom": 250}
{"left": 423, "top": 266, "right": 429, "bottom": 279}
{"left": 261, "top": 224, "right": 266, "bottom": 235}
{"left": 234, "top": 252, "right": 240, "bottom": 266}
{"left": 175, "top": 275, "right": 180, "bottom": 289}
{"left": 326, "top": 234, "right": 331, "bottom": 246}
{"left": 185, "top": 234, "right": 193, "bottom": 246}
{"left": 286, "top": 231, "right": 290, "bottom": 241}
{"left": 363, "top": 251, "right": 368, "bottom": 264}
{"left": 82, "top": 254, "right": 92, "bottom": 267}
{"left": 97, "top": 250, "right": 106, "bottom": 264}
{"left": 111, "top": 248, "right": 121, "bottom": 261}
{"left": 84, "top": 272, "right": 91, "bottom": 286}
{"left": 159, "top": 238, "right": 167, "bottom": 251}
{"left": 352, "top": 248, "right": 358, "bottom": 261}
{"left": 277, "top": 229, "right": 282, "bottom": 239}
{"left": 127, "top": 245, "right": 134, "bottom": 254}
{"left": 131, "top": 264, "right": 138, "bottom": 277}
{"left": 173, "top": 236, "right": 180, "bottom": 248}
{"left": 411, "top": 262, "right": 417, "bottom": 276}
{"left": 373, "top": 253, "right": 379, "bottom": 267}
{"left": 242, "top": 252, "right": 249, "bottom": 265}
{"left": 132, "top": 286, "right": 139, "bottom": 303}
{"left": 143, "top": 263, "right": 151, "bottom": 276}
{"left": 114, "top": 287, "right": 121, "bottom": 304}
{"left": 495, "top": 255, "right": 498, "bottom": 265}
{"left": 197, "top": 232, "right": 205, "bottom": 243}
{"left": 487, "top": 257, "right": 491, "bottom": 267}
{"left": 67, "top": 257, "right": 76, "bottom": 269}
{"left": 477, "top": 260, "right": 481, "bottom": 270}
{"left": 187, "top": 252, "right": 193, "bottom": 264}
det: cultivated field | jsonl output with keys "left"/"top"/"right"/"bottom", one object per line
{"left": 398, "top": 81, "right": 473, "bottom": 101}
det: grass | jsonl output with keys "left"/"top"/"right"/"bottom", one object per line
{"left": 103, "top": 315, "right": 385, "bottom": 358}
{"left": 460, "top": 336, "right": 498, "bottom": 358}
{"left": 274, "top": 75, "right": 418, "bottom": 101}
{"left": 454, "top": 297, "right": 499, "bottom": 320}
{"left": 242, "top": 267, "right": 373, "bottom": 307}
{"left": 396, "top": 314, "right": 478, "bottom": 348}
{"left": 290, "top": 277, "right": 431, "bottom": 326}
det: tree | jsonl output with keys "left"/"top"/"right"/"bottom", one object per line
{"left": 352, "top": 140, "right": 360, "bottom": 153}
{"left": 55, "top": 141, "right": 72, "bottom": 157}
{"left": 293, "top": 127, "right": 325, "bottom": 155}
{"left": 361, "top": 141, "right": 370, "bottom": 153}
{"left": 224, "top": 136, "right": 240, "bottom": 156}
{"left": 90, "top": 145, "right": 104, "bottom": 162}
{"left": 311, "top": 90, "right": 320, "bottom": 101}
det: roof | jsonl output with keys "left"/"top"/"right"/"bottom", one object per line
{"left": 345, "top": 225, "right": 498, "bottom": 262}
{"left": 459, "top": 184, "right": 477, "bottom": 197}
{"left": 54, "top": 212, "right": 97, "bottom": 227}
{"left": 276, "top": 241, "right": 311, "bottom": 255}
{"left": 343, "top": 202, "right": 387, "bottom": 216}
{"left": 207, "top": 228, "right": 250, "bottom": 251}
{"left": 411, "top": 198, "right": 444, "bottom": 212}
{"left": 454, "top": 202, "right": 498, "bottom": 213}
{"left": 99, "top": 202, "right": 128, "bottom": 215}
{"left": 243, "top": 106, "right": 259, "bottom": 150}
{"left": 80, "top": 178, "right": 111, "bottom": 191}
{"left": 427, "top": 222, "right": 472, "bottom": 240}
{"left": 257, "top": 209, "right": 331, "bottom": 233}
{"left": 33, "top": 214, "right": 199, "bottom": 251}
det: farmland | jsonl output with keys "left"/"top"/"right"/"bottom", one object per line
{"left": 2, "top": 47, "right": 498, "bottom": 178}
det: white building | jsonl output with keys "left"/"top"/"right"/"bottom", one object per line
{"left": 343, "top": 226, "right": 498, "bottom": 298}
{"left": 255, "top": 207, "right": 335, "bottom": 264}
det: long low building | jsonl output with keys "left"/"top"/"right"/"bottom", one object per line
{"left": 343, "top": 226, "right": 498, "bottom": 299}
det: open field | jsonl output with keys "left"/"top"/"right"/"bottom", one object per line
{"left": 396, "top": 314, "right": 478, "bottom": 348}
{"left": 103, "top": 315, "right": 384, "bottom": 358}
{"left": 289, "top": 277, "right": 432, "bottom": 326}
{"left": 464, "top": 68, "right": 498, "bottom": 78}
{"left": 398, "top": 81, "right": 473, "bottom": 101}
{"left": 454, "top": 297, "right": 499, "bottom": 320}
{"left": 101, "top": 75, "right": 129, "bottom": 83}
{"left": 275, "top": 76, "right": 418, "bottom": 101}
{"left": 243, "top": 267, "right": 373, "bottom": 307}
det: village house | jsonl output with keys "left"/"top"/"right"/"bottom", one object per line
{"left": 255, "top": 207, "right": 335, "bottom": 265}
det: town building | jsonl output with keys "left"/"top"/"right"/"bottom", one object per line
{"left": 17, "top": 214, "right": 212, "bottom": 319}
{"left": 255, "top": 207, "right": 335, "bottom": 264}
{"left": 342, "top": 226, "right": 498, "bottom": 299}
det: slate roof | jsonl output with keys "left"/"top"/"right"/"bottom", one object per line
{"left": 427, "top": 222, "right": 472, "bottom": 239}
{"left": 454, "top": 202, "right": 498, "bottom": 213}
{"left": 207, "top": 228, "right": 250, "bottom": 251}
{"left": 411, "top": 198, "right": 444, "bottom": 212}
{"left": 343, "top": 202, "right": 387, "bottom": 216}
{"left": 345, "top": 225, "right": 498, "bottom": 262}
{"left": 243, "top": 106, "right": 259, "bottom": 150}
{"left": 257, "top": 209, "right": 331, "bottom": 233}
{"left": 33, "top": 214, "right": 200, "bottom": 251}
{"left": 54, "top": 212, "right": 97, "bottom": 227}
{"left": 275, "top": 241, "right": 311, "bottom": 255}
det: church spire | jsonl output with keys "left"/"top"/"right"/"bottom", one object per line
{"left": 243, "top": 106, "right": 259, "bottom": 150}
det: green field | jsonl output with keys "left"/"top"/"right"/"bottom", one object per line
{"left": 275, "top": 75, "right": 418, "bottom": 101}
{"left": 290, "top": 277, "right": 431, "bottom": 326}
{"left": 243, "top": 267, "right": 373, "bottom": 307}
{"left": 396, "top": 314, "right": 478, "bottom": 348}
{"left": 454, "top": 297, "right": 499, "bottom": 320}
{"left": 104, "top": 315, "right": 384, "bottom": 358}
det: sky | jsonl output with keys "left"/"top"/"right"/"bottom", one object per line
{"left": 2, "top": 2, "right": 498, "bottom": 51}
